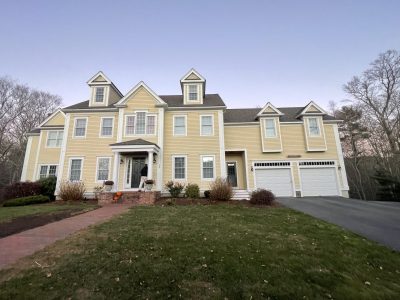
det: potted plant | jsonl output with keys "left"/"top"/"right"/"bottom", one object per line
{"left": 93, "top": 185, "right": 104, "bottom": 200}
{"left": 145, "top": 179, "right": 154, "bottom": 191}
{"left": 104, "top": 180, "right": 114, "bottom": 192}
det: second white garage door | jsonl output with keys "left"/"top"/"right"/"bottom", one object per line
{"left": 254, "top": 168, "right": 294, "bottom": 197}
{"left": 300, "top": 167, "right": 339, "bottom": 196}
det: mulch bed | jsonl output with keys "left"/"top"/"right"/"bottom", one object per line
{"left": 155, "top": 198, "right": 280, "bottom": 207}
{"left": 0, "top": 205, "right": 98, "bottom": 238}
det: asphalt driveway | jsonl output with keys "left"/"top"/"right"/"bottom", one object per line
{"left": 278, "top": 196, "right": 400, "bottom": 251}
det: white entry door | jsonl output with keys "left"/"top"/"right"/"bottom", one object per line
{"left": 254, "top": 168, "right": 294, "bottom": 197}
{"left": 300, "top": 167, "right": 339, "bottom": 196}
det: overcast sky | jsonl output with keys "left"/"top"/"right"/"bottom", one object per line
{"left": 1, "top": 0, "right": 399, "bottom": 109}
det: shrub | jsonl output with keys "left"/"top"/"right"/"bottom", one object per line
{"left": 3, "top": 181, "right": 41, "bottom": 201}
{"left": 38, "top": 176, "right": 57, "bottom": 201}
{"left": 3, "top": 195, "right": 50, "bottom": 207}
{"left": 249, "top": 189, "right": 275, "bottom": 205}
{"left": 204, "top": 190, "right": 211, "bottom": 198}
{"left": 165, "top": 181, "right": 185, "bottom": 198}
{"left": 209, "top": 178, "right": 233, "bottom": 201}
{"left": 58, "top": 181, "right": 86, "bottom": 201}
{"left": 185, "top": 183, "right": 200, "bottom": 198}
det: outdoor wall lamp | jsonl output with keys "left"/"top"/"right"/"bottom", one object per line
{"left": 120, "top": 158, "right": 124, "bottom": 164}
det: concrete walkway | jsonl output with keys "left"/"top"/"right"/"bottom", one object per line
{"left": 0, "top": 204, "right": 133, "bottom": 269}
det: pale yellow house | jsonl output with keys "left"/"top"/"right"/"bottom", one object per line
{"left": 21, "top": 69, "right": 349, "bottom": 199}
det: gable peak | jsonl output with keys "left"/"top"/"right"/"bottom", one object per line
{"left": 180, "top": 68, "right": 206, "bottom": 82}
{"left": 257, "top": 102, "right": 284, "bottom": 117}
{"left": 297, "top": 101, "right": 327, "bottom": 117}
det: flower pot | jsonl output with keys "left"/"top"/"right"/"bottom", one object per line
{"left": 104, "top": 184, "right": 113, "bottom": 192}
{"left": 145, "top": 184, "right": 153, "bottom": 191}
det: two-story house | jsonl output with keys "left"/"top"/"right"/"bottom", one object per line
{"left": 21, "top": 69, "right": 349, "bottom": 199}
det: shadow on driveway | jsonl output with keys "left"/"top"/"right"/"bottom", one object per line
{"left": 277, "top": 196, "right": 400, "bottom": 251}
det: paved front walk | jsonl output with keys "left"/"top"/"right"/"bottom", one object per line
{"left": 278, "top": 197, "right": 400, "bottom": 251}
{"left": 0, "top": 204, "right": 133, "bottom": 269}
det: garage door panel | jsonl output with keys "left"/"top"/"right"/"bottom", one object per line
{"left": 300, "top": 168, "right": 339, "bottom": 196}
{"left": 255, "top": 168, "right": 293, "bottom": 197}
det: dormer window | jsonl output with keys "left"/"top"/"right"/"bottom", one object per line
{"left": 95, "top": 87, "right": 105, "bottom": 103}
{"left": 308, "top": 117, "right": 320, "bottom": 136}
{"left": 188, "top": 85, "right": 198, "bottom": 101}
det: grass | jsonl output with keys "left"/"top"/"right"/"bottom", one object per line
{"left": 1, "top": 204, "right": 400, "bottom": 299}
{"left": 0, "top": 202, "right": 98, "bottom": 223}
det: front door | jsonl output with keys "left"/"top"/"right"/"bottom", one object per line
{"left": 131, "top": 158, "right": 146, "bottom": 188}
{"left": 226, "top": 162, "right": 237, "bottom": 187}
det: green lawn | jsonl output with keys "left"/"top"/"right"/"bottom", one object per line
{"left": 0, "top": 202, "right": 98, "bottom": 223}
{"left": 1, "top": 204, "right": 400, "bottom": 299}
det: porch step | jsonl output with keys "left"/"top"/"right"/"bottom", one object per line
{"left": 120, "top": 192, "right": 141, "bottom": 204}
{"left": 232, "top": 189, "right": 250, "bottom": 200}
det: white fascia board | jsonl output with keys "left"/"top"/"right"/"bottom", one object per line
{"left": 115, "top": 81, "right": 166, "bottom": 106}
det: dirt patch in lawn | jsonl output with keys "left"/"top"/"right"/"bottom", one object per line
{"left": 0, "top": 206, "right": 98, "bottom": 238}
{"left": 155, "top": 197, "right": 281, "bottom": 207}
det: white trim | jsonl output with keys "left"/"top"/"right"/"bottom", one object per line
{"left": 296, "top": 101, "right": 328, "bottom": 117}
{"left": 157, "top": 107, "right": 164, "bottom": 191}
{"left": 55, "top": 114, "right": 70, "bottom": 195}
{"left": 226, "top": 161, "right": 238, "bottom": 188}
{"left": 72, "top": 117, "right": 88, "bottom": 139}
{"left": 263, "top": 118, "right": 277, "bottom": 138}
{"left": 37, "top": 164, "right": 58, "bottom": 180}
{"left": 38, "top": 108, "right": 65, "bottom": 128}
{"left": 259, "top": 118, "right": 283, "bottom": 153}
{"left": 117, "top": 108, "right": 124, "bottom": 142}
{"left": 200, "top": 155, "right": 216, "bottom": 181}
{"left": 333, "top": 124, "right": 350, "bottom": 193}
{"left": 115, "top": 81, "right": 166, "bottom": 106}
{"left": 87, "top": 71, "right": 112, "bottom": 85}
{"left": 95, "top": 156, "right": 112, "bottom": 182}
{"left": 173, "top": 115, "right": 187, "bottom": 136}
{"left": 306, "top": 117, "right": 322, "bottom": 137}
{"left": 187, "top": 84, "right": 201, "bottom": 102}
{"left": 180, "top": 68, "right": 206, "bottom": 82}
{"left": 303, "top": 116, "right": 327, "bottom": 152}
{"left": 224, "top": 123, "right": 259, "bottom": 127}
{"left": 218, "top": 110, "right": 226, "bottom": 178}
{"left": 172, "top": 155, "right": 187, "bottom": 181}
{"left": 200, "top": 114, "right": 214, "bottom": 136}
{"left": 298, "top": 164, "right": 340, "bottom": 197}
{"left": 111, "top": 144, "right": 160, "bottom": 153}
{"left": 32, "top": 131, "right": 43, "bottom": 182}
{"left": 91, "top": 86, "right": 108, "bottom": 106}
{"left": 99, "top": 116, "right": 115, "bottom": 138}
{"left": 225, "top": 149, "right": 249, "bottom": 191}
{"left": 124, "top": 112, "right": 157, "bottom": 137}
{"left": 45, "top": 130, "right": 64, "bottom": 148}
{"left": 256, "top": 102, "right": 284, "bottom": 117}
{"left": 20, "top": 136, "right": 33, "bottom": 181}
{"left": 67, "top": 157, "right": 84, "bottom": 181}
{"left": 166, "top": 106, "right": 226, "bottom": 111}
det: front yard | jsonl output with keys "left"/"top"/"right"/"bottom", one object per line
{"left": 1, "top": 204, "right": 400, "bottom": 299}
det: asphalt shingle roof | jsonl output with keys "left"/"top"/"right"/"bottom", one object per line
{"left": 110, "top": 138, "right": 159, "bottom": 148}
{"left": 159, "top": 94, "right": 226, "bottom": 107}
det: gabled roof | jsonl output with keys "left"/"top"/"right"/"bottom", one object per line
{"left": 87, "top": 71, "right": 112, "bottom": 85}
{"left": 256, "top": 102, "right": 284, "bottom": 117}
{"left": 110, "top": 138, "right": 159, "bottom": 148}
{"left": 38, "top": 108, "right": 65, "bottom": 127}
{"left": 63, "top": 100, "right": 117, "bottom": 110}
{"left": 180, "top": 68, "right": 206, "bottom": 82}
{"left": 159, "top": 94, "right": 225, "bottom": 107}
{"left": 115, "top": 81, "right": 166, "bottom": 107}
{"left": 296, "top": 101, "right": 327, "bottom": 117}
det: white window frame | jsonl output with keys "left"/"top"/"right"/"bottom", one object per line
{"left": 307, "top": 117, "right": 321, "bottom": 137}
{"left": 172, "top": 155, "right": 187, "bottom": 181}
{"left": 68, "top": 157, "right": 84, "bottom": 181}
{"left": 200, "top": 155, "right": 215, "bottom": 181}
{"left": 188, "top": 84, "right": 199, "bottom": 101}
{"left": 124, "top": 112, "right": 157, "bottom": 137}
{"left": 173, "top": 115, "right": 187, "bottom": 136}
{"left": 95, "top": 156, "right": 112, "bottom": 182}
{"left": 73, "top": 117, "right": 88, "bottom": 138}
{"left": 99, "top": 116, "right": 114, "bottom": 138}
{"left": 200, "top": 115, "right": 214, "bottom": 136}
{"left": 264, "top": 118, "right": 277, "bottom": 138}
{"left": 38, "top": 164, "right": 58, "bottom": 180}
{"left": 95, "top": 87, "right": 105, "bottom": 103}
{"left": 46, "top": 130, "right": 63, "bottom": 148}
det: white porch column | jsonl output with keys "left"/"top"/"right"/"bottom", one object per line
{"left": 113, "top": 152, "right": 120, "bottom": 191}
{"left": 148, "top": 151, "right": 153, "bottom": 180}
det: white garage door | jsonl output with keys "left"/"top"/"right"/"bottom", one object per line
{"left": 300, "top": 168, "right": 339, "bottom": 196}
{"left": 255, "top": 168, "right": 294, "bottom": 197}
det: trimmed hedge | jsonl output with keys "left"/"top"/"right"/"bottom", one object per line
{"left": 185, "top": 183, "right": 200, "bottom": 198}
{"left": 2, "top": 181, "right": 42, "bottom": 201}
{"left": 3, "top": 195, "right": 50, "bottom": 207}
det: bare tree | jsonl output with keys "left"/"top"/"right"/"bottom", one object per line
{"left": 0, "top": 76, "right": 62, "bottom": 186}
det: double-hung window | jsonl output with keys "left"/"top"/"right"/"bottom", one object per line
{"left": 101, "top": 117, "right": 113, "bottom": 137}
{"left": 188, "top": 85, "right": 198, "bottom": 101}
{"left": 265, "top": 119, "right": 277, "bottom": 138}
{"left": 202, "top": 156, "right": 214, "bottom": 180}
{"left": 95, "top": 87, "right": 105, "bottom": 102}
{"left": 308, "top": 118, "right": 320, "bottom": 136}
{"left": 47, "top": 131, "right": 63, "bottom": 147}
{"left": 146, "top": 115, "right": 156, "bottom": 135}
{"left": 201, "top": 115, "right": 213, "bottom": 136}
{"left": 126, "top": 116, "right": 135, "bottom": 135}
{"left": 125, "top": 113, "right": 156, "bottom": 136}
{"left": 173, "top": 116, "right": 186, "bottom": 136}
{"left": 74, "top": 118, "right": 87, "bottom": 137}
{"left": 97, "top": 157, "right": 110, "bottom": 181}
{"left": 69, "top": 159, "right": 83, "bottom": 181}
{"left": 39, "top": 165, "right": 57, "bottom": 179}
{"left": 173, "top": 156, "right": 186, "bottom": 180}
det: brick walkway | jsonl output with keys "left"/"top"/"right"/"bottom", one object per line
{"left": 0, "top": 204, "right": 133, "bottom": 269}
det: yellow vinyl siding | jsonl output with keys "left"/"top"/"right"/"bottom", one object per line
{"left": 183, "top": 84, "right": 203, "bottom": 105}
{"left": 163, "top": 110, "right": 221, "bottom": 190}
{"left": 35, "top": 130, "right": 62, "bottom": 179}
{"left": 224, "top": 124, "right": 340, "bottom": 190}
{"left": 93, "top": 74, "right": 107, "bottom": 82}
{"left": 108, "top": 86, "right": 121, "bottom": 105}
{"left": 42, "top": 111, "right": 65, "bottom": 126}
{"left": 304, "top": 117, "right": 327, "bottom": 151}
{"left": 225, "top": 153, "right": 246, "bottom": 189}
{"left": 306, "top": 105, "right": 321, "bottom": 113}
{"left": 260, "top": 118, "right": 282, "bottom": 152}
{"left": 26, "top": 135, "right": 39, "bottom": 181}
{"left": 186, "top": 73, "right": 201, "bottom": 80}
